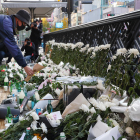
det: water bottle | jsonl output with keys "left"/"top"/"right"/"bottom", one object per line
{"left": 60, "top": 132, "right": 66, "bottom": 140}
{"left": 12, "top": 94, "right": 16, "bottom": 103}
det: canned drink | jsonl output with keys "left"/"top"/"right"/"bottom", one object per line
{"left": 36, "top": 108, "right": 41, "bottom": 115}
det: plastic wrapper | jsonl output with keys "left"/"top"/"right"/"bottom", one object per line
{"left": 33, "top": 94, "right": 53, "bottom": 110}
{"left": 95, "top": 126, "right": 121, "bottom": 140}
{"left": 62, "top": 93, "right": 90, "bottom": 118}
{"left": 87, "top": 121, "right": 108, "bottom": 140}
{"left": 110, "top": 106, "right": 127, "bottom": 113}
{"left": 25, "top": 64, "right": 45, "bottom": 82}
{"left": 128, "top": 98, "right": 140, "bottom": 121}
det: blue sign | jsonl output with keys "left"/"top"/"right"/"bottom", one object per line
{"left": 56, "top": 23, "right": 63, "bottom": 28}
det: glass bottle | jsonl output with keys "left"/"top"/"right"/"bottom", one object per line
{"left": 47, "top": 100, "right": 53, "bottom": 114}
{"left": 18, "top": 82, "right": 21, "bottom": 93}
{"left": 19, "top": 88, "right": 25, "bottom": 104}
{"left": 9, "top": 81, "right": 13, "bottom": 94}
{"left": 24, "top": 127, "right": 32, "bottom": 140}
{"left": 6, "top": 107, "right": 13, "bottom": 123}
{"left": 60, "top": 132, "right": 66, "bottom": 140}
{"left": 35, "top": 90, "right": 40, "bottom": 102}
{"left": 4, "top": 73, "right": 8, "bottom": 91}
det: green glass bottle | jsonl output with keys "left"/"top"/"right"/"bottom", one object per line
{"left": 24, "top": 127, "right": 32, "bottom": 140}
{"left": 6, "top": 107, "right": 13, "bottom": 123}
{"left": 10, "top": 81, "right": 13, "bottom": 94}
{"left": 18, "top": 82, "right": 21, "bottom": 93}
{"left": 47, "top": 100, "right": 53, "bottom": 114}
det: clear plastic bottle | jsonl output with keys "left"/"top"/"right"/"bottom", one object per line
{"left": 60, "top": 132, "right": 66, "bottom": 140}
{"left": 12, "top": 94, "right": 16, "bottom": 103}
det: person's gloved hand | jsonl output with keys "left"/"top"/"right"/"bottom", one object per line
{"left": 24, "top": 66, "right": 34, "bottom": 76}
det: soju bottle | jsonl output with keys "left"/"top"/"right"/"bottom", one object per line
{"left": 24, "top": 127, "right": 32, "bottom": 140}
{"left": 47, "top": 100, "right": 53, "bottom": 114}
{"left": 18, "top": 82, "right": 21, "bottom": 93}
{"left": 9, "top": 81, "right": 13, "bottom": 94}
{"left": 19, "top": 88, "right": 25, "bottom": 104}
{"left": 4, "top": 73, "right": 8, "bottom": 91}
{"left": 6, "top": 107, "right": 13, "bottom": 123}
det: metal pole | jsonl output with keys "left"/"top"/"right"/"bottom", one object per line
{"left": 68, "top": 11, "right": 71, "bottom": 27}
{"left": 29, "top": 8, "right": 35, "bottom": 22}
{"left": 101, "top": 0, "right": 103, "bottom": 19}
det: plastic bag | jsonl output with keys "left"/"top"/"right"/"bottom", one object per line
{"left": 128, "top": 98, "right": 140, "bottom": 121}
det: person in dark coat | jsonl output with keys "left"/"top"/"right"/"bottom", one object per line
{"left": 0, "top": 9, "right": 34, "bottom": 76}
{"left": 26, "top": 19, "right": 42, "bottom": 60}
{"left": 21, "top": 38, "right": 35, "bottom": 64}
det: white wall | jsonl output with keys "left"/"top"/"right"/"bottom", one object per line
{"left": 103, "top": 7, "right": 133, "bottom": 19}
{"left": 82, "top": 7, "right": 101, "bottom": 24}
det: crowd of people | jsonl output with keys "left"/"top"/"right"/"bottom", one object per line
{"left": 0, "top": 9, "right": 43, "bottom": 76}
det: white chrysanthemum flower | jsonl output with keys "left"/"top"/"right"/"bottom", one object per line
{"left": 55, "top": 88, "right": 61, "bottom": 96}
{"left": 125, "top": 127, "right": 134, "bottom": 136}
{"left": 90, "top": 107, "right": 96, "bottom": 114}
{"left": 75, "top": 42, "right": 84, "bottom": 48}
{"left": 43, "top": 138, "right": 48, "bottom": 140}
{"left": 30, "top": 112, "right": 39, "bottom": 120}
{"left": 56, "top": 120, "right": 60, "bottom": 125}
{"left": 99, "top": 95, "right": 110, "bottom": 102}
{"left": 31, "top": 121, "right": 38, "bottom": 130}
{"left": 111, "top": 55, "right": 117, "bottom": 61}
{"left": 9, "top": 73, "right": 13, "bottom": 78}
{"left": 109, "top": 119, "right": 119, "bottom": 127}
{"left": 104, "top": 102, "right": 116, "bottom": 108}
{"left": 19, "top": 116, "right": 24, "bottom": 121}
{"left": 47, "top": 114, "right": 53, "bottom": 119}
{"left": 96, "top": 80, "right": 105, "bottom": 91}
{"left": 116, "top": 48, "right": 127, "bottom": 56}
{"left": 107, "top": 64, "right": 111, "bottom": 72}
{"left": 128, "top": 48, "right": 139, "bottom": 58}
{"left": 105, "top": 44, "right": 111, "bottom": 49}
{"left": 99, "top": 45, "right": 105, "bottom": 50}
{"left": 35, "top": 91, "right": 40, "bottom": 101}
{"left": 79, "top": 104, "right": 89, "bottom": 112}
{"left": 111, "top": 98, "right": 119, "bottom": 106}
{"left": 97, "top": 101, "right": 106, "bottom": 111}
{"left": 96, "top": 115, "right": 102, "bottom": 121}
{"left": 122, "top": 138, "right": 127, "bottom": 140}
{"left": 41, "top": 122, "right": 48, "bottom": 133}
{"left": 88, "top": 97, "right": 98, "bottom": 107}
{"left": 87, "top": 47, "right": 94, "bottom": 53}
{"left": 94, "top": 46, "right": 99, "bottom": 52}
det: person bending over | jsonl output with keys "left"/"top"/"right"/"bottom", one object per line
{"left": 0, "top": 9, "right": 34, "bottom": 76}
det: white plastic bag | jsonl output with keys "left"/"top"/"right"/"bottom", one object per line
{"left": 128, "top": 98, "right": 140, "bottom": 121}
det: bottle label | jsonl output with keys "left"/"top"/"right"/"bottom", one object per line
{"left": 4, "top": 86, "right": 8, "bottom": 91}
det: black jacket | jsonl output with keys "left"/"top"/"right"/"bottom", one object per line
{"left": 26, "top": 23, "right": 42, "bottom": 43}
{"left": 21, "top": 42, "right": 35, "bottom": 56}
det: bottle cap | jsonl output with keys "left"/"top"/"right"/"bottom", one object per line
{"left": 27, "top": 127, "right": 30, "bottom": 130}
{"left": 60, "top": 132, "right": 65, "bottom": 137}
{"left": 12, "top": 94, "right": 15, "bottom": 97}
